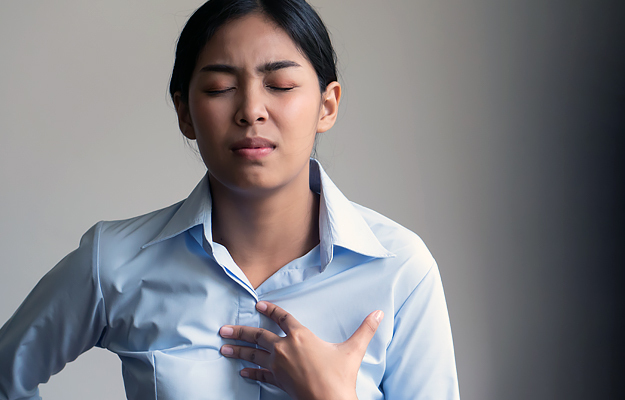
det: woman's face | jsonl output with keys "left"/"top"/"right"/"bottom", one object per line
{"left": 175, "top": 13, "right": 340, "bottom": 196}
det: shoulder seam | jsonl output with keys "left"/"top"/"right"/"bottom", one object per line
{"left": 93, "top": 221, "right": 109, "bottom": 329}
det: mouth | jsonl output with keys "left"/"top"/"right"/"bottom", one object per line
{"left": 230, "top": 137, "right": 276, "bottom": 159}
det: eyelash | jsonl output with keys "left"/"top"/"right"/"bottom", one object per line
{"left": 204, "top": 86, "right": 295, "bottom": 96}
{"left": 205, "top": 88, "right": 235, "bottom": 95}
{"left": 267, "top": 86, "right": 295, "bottom": 92}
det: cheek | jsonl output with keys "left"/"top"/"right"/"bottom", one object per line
{"left": 190, "top": 101, "right": 229, "bottom": 134}
{"left": 273, "top": 97, "right": 320, "bottom": 157}
{"left": 276, "top": 94, "right": 321, "bottom": 132}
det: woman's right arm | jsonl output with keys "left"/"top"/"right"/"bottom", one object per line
{"left": 0, "top": 223, "right": 107, "bottom": 400}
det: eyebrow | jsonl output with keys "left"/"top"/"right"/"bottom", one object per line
{"left": 199, "top": 60, "right": 301, "bottom": 74}
{"left": 259, "top": 60, "right": 301, "bottom": 73}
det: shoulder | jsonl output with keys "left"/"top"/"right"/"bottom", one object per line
{"left": 91, "top": 201, "right": 185, "bottom": 268}
{"left": 98, "top": 201, "right": 184, "bottom": 245}
{"left": 351, "top": 201, "right": 437, "bottom": 295}
{"left": 351, "top": 201, "right": 434, "bottom": 264}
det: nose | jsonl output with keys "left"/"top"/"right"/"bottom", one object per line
{"left": 234, "top": 84, "right": 268, "bottom": 126}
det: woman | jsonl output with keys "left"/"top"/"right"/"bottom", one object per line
{"left": 0, "top": 0, "right": 459, "bottom": 399}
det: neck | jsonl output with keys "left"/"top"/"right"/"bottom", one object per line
{"left": 209, "top": 169, "right": 320, "bottom": 289}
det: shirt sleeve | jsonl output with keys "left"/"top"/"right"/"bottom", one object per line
{"left": 0, "top": 223, "right": 107, "bottom": 400}
{"left": 382, "top": 261, "right": 460, "bottom": 400}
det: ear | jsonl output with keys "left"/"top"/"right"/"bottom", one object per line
{"left": 173, "top": 92, "right": 196, "bottom": 140}
{"left": 317, "top": 81, "right": 341, "bottom": 133}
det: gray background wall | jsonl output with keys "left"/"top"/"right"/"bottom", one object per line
{"left": 0, "top": 1, "right": 622, "bottom": 399}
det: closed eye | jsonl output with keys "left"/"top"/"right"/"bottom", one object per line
{"left": 267, "top": 86, "right": 296, "bottom": 92}
{"left": 205, "top": 87, "right": 235, "bottom": 95}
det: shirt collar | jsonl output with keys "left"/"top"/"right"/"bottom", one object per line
{"left": 311, "top": 159, "right": 394, "bottom": 268}
{"left": 143, "top": 159, "right": 394, "bottom": 268}
{"left": 142, "top": 174, "right": 213, "bottom": 249}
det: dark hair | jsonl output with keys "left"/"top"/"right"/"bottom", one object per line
{"left": 169, "top": 0, "right": 338, "bottom": 103}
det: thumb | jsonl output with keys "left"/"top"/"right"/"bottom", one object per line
{"left": 344, "top": 310, "right": 384, "bottom": 355}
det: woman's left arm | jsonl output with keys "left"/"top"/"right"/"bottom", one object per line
{"left": 382, "top": 262, "right": 460, "bottom": 399}
{"left": 219, "top": 301, "right": 383, "bottom": 400}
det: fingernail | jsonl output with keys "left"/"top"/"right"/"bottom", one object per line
{"left": 256, "top": 301, "right": 268, "bottom": 312}
{"left": 221, "top": 346, "right": 234, "bottom": 356}
{"left": 374, "top": 310, "right": 384, "bottom": 322}
{"left": 220, "top": 326, "right": 234, "bottom": 337}
{"left": 240, "top": 370, "right": 250, "bottom": 378}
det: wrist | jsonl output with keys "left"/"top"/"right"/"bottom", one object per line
{"left": 299, "top": 388, "right": 358, "bottom": 400}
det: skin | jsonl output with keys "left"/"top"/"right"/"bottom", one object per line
{"left": 173, "top": 13, "right": 383, "bottom": 400}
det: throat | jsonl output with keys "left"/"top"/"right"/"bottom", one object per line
{"left": 211, "top": 190, "right": 321, "bottom": 289}
{"left": 226, "top": 226, "right": 320, "bottom": 289}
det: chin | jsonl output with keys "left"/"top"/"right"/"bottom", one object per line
{"left": 209, "top": 170, "right": 280, "bottom": 195}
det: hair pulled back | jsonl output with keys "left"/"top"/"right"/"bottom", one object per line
{"left": 169, "top": 0, "right": 338, "bottom": 103}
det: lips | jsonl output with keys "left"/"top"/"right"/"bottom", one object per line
{"left": 230, "top": 137, "right": 276, "bottom": 151}
{"left": 230, "top": 137, "right": 276, "bottom": 160}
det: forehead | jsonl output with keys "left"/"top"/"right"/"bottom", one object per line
{"left": 195, "top": 13, "right": 311, "bottom": 70}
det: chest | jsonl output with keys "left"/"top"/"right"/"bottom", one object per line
{"left": 97, "top": 234, "right": 390, "bottom": 400}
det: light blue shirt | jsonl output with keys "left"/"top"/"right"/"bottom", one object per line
{"left": 0, "top": 160, "right": 459, "bottom": 400}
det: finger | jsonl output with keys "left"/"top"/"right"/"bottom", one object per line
{"left": 220, "top": 325, "right": 279, "bottom": 351}
{"left": 344, "top": 310, "right": 384, "bottom": 355}
{"left": 256, "top": 301, "right": 302, "bottom": 335}
{"left": 220, "top": 345, "right": 272, "bottom": 369}
{"left": 240, "top": 368, "right": 280, "bottom": 387}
